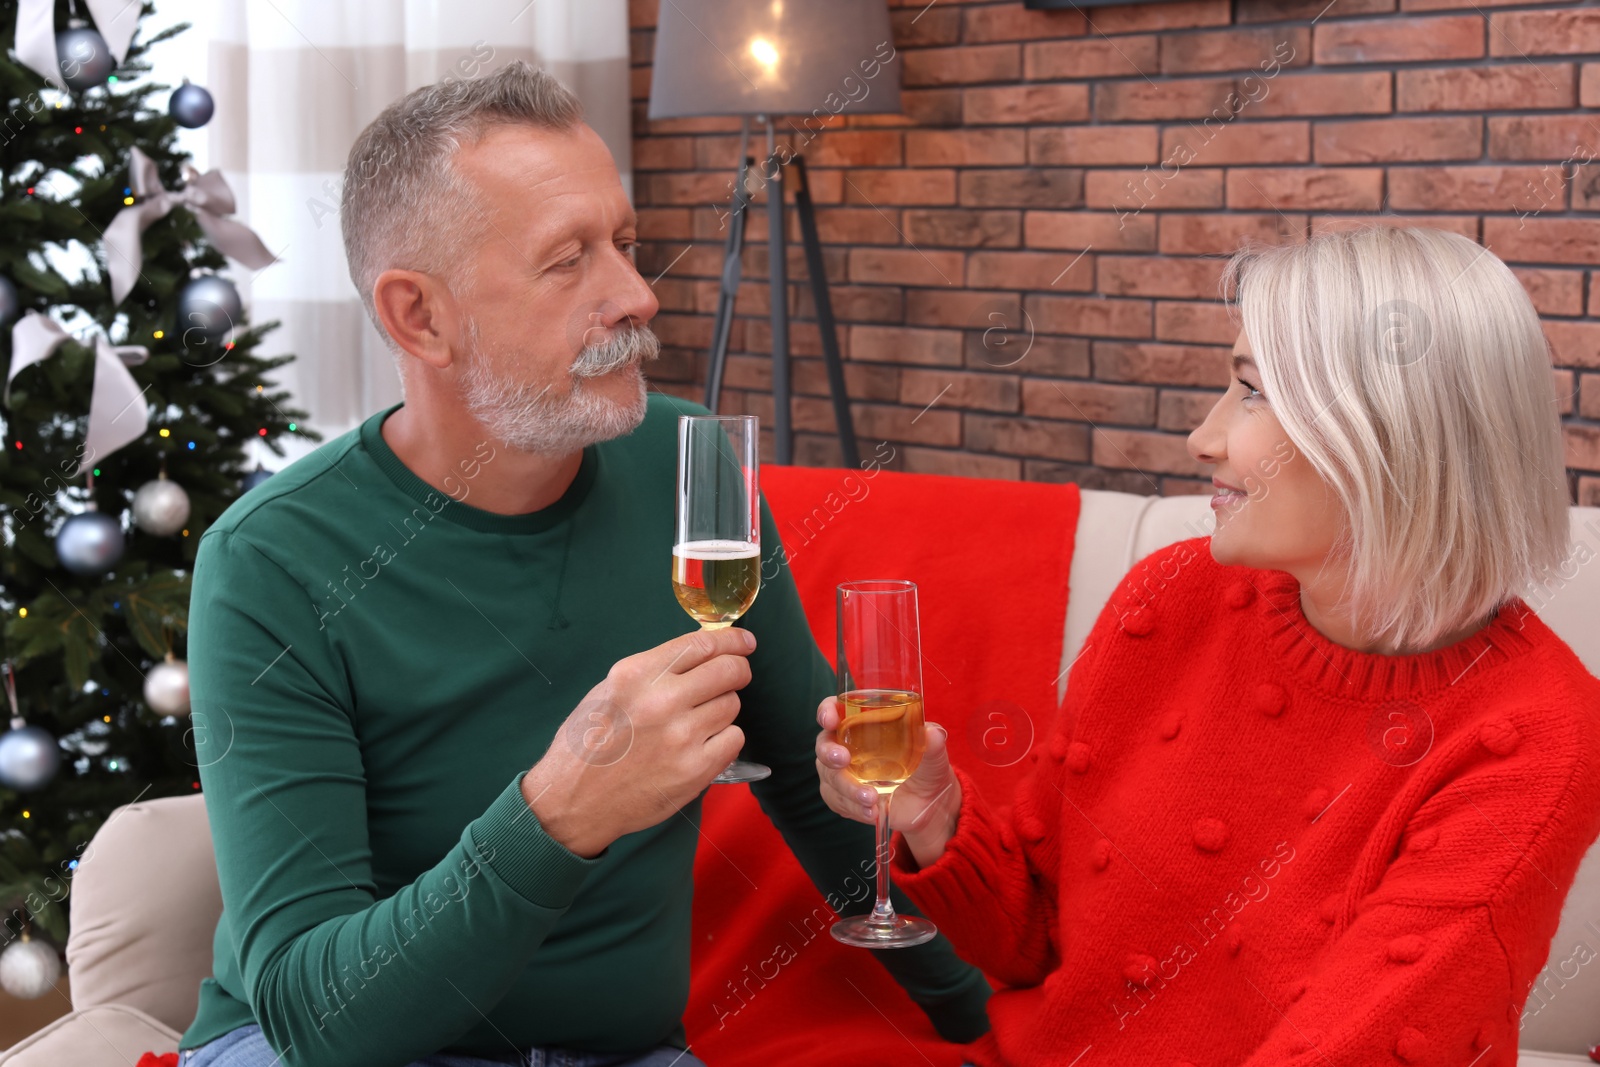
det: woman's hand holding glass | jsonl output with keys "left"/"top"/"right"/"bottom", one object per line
{"left": 814, "top": 694, "right": 962, "bottom": 871}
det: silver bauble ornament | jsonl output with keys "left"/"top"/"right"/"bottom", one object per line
{"left": 242, "top": 464, "right": 274, "bottom": 492}
{"left": 177, "top": 275, "right": 243, "bottom": 349}
{"left": 0, "top": 935, "right": 61, "bottom": 1000}
{"left": 133, "top": 474, "right": 190, "bottom": 537}
{"left": 56, "top": 20, "right": 114, "bottom": 92}
{"left": 55, "top": 510, "right": 125, "bottom": 575}
{"left": 144, "top": 655, "right": 191, "bottom": 718}
{"left": 0, "top": 719, "right": 61, "bottom": 792}
{"left": 168, "top": 78, "right": 215, "bottom": 128}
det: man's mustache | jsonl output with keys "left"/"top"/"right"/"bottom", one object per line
{"left": 572, "top": 322, "right": 660, "bottom": 378}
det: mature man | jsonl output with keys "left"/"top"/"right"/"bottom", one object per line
{"left": 179, "top": 61, "right": 990, "bottom": 1067}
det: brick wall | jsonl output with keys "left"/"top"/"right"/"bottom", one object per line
{"left": 628, "top": 0, "right": 1600, "bottom": 503}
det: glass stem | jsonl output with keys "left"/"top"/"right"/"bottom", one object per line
{"left": 870, "top": 788, "right": 897, "bottom": 925}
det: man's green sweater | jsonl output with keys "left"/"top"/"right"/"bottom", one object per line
{"left": 179, "top": 393, "right": 989, "bottom": 1067}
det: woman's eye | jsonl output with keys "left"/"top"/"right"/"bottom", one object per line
{"left": 1238, "top": 379, "right": 1262, "bottom": 401}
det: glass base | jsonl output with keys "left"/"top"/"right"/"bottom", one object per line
{"left": 711, "top": 759, "right": 771, "bottom": 785}
{"left": 830, "top": 914, "right": 938, "bottom": 949}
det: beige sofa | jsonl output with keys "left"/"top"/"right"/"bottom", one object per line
{"left": 5, "top": 488, "right": 1598, "bottom": 1067}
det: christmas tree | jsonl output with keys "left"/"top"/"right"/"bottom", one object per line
{"left": 0, "top": 0, "right": 314, "bottom": 989}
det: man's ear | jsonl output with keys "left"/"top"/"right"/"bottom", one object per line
{"left": 372, "top": 269, "right": 463, "bottom": 370}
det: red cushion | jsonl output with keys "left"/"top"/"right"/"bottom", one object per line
{"left": 686, "top": 465, "right": 1080, "bottom": 1065}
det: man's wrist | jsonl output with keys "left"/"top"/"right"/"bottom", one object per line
{"left": 521, "top": 765, "right": 607, "bottom": 859}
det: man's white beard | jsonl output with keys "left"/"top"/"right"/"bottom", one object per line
{"left": 458, "top": 316, "right": 659, "bottom": 455}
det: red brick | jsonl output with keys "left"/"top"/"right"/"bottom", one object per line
{"left": 1489, "top": 219, "right": 1600, "bottom": 265}
{"left": 903, "top": 45, "right": 1022, "bottom": 87}
{"left": 1025, "top": 36, "right": 1160, "bottom": 80}
{"left": 848, "top": 248, "right": 963, "bottom": 287}
{"left": 1555, "top": 369, "right": 1576, "bottom": 417}
{"left": 1397, "top": 65, "right": 1575, "bottom": 111}
{"left": 1315, "top": 15, "right": 1484, "bottom": 64}
{"left": 904, "top": 209, "right": 1021, "bottom": 248}
{"left": 900, "top": 368, "right": 1022, "bottom": 412}
{"left": 797, "top": 399, "right": 961, "bottom": 447}
{"left": 839, "top": 169, "right": 957, "bottom": 206}
{"left": 1572, "top": 162, "right": 1600, "bottom": 211}
{"left": 646, "top": 171, "right": 745, "bottom": 205}
{"left": 1026, "top": 210, "right": 1159, "bottom": 252}
{"left": 791, "top": 359, "right": 900, "bottom": 402}
{"left": 963, "top": 84, "right": 1091, "bottom": 125}
{"left": 966, "top": 332, "right": 1091, "bottom": 377}
{"left": 1161, "top": 120, "right": 1311, "bottom": 165}
{"left": 961, "top": 415, "right": 1092, "bottom": 461}
{"left": 960, "top": 169, "right": 1086, "bottom": 209}
{"left": 1578, "top": 372, "right": 1600, "bottom": 419}
{"left": 891, "top": 5, "right": 962, "bottom": 47}
{"left": 1387, "top": 165, "right": 1558, "bottom": 212}
{"left": 1026, "top": 295, "right": 1154, "bottom": 338}
{"left": 1156, "top": 301, "right": 1241, "bottom": 345}
{"left": 796, "top": 285, "right": 903, "bottom": 323}
{"left": 964, "top": 3, "right": 1087, "bottom": 42}
{"left": 1238, "top": 0, "right": 1392, "bottom": 20}
{"left": 808, "top": 208, "right": 904, "bottom": 246}
{"left": 965, "top": 250, "right": 1096, "bottom": 291}
{"left": 1226, "top": 168, "right": 1384, "bottom": 211}
{"left": 1315, "top": 116, "right": 1484, "bottom": 163}
{"left": 1159, "top": 213, "right": 1307, "bottom": 255}
{"left": 629, "top": 0, "right": 656, "bottom": 29}
{"left": 1580, "top": 476, "right": 1600, "bottom": 506}
{"left": 637, "top": 208, "right": 693, "bottom": 241}
{"left": 1084, "top": 168, "right": 1225, "bottom": 212}
{"left": 803, "top": 131, "right": 903, "bottom": 168}
{"left": 1097, "top": 78, "right": 1237, "bottom": 121}
{"left": 1309, "top": 214, "right": 1479, "bottom": 240}
{"left": 1095, "top": 340, "right": 1232, "bottom": 385}
{"left": 1093, "top": 428, "right": 1209, "bottom": 475}
{"left": 1031, "top": 126, "right": 1161, "bottom": 166}
{"left": 1586, "top": 64, "right": 1600, "bottom": 108}
{"left": 906, "top": 289, "right": 1024, "bottom": 329}
{"left": 1491, "top": 9, "right": 1600, "bottom": 56}
{"left": 633, "top": 136, "right": 696, "bottom": 170}
{"left": 1098, "top": 256, "right": 1231, "bottom": 299}
{"left": 1089, "top": 0, "right": 1232, "bottom": 33}
{"left": 1160, "top": 28, "right": 1311, "bottom": 75}
{"left": 1158, "top": 389, "right": 1226, "bottom": 431}
{"left": 1566, "top": 425, "right": 1600, "bottom": 471}
{"left": 1545, "top": 320, "right": 1600, "bottom": 369}
{"left": 1247, "top": 71, "right": 1393, "bottom": 117}
{"left": 1023, "top": 379, "right": 1157, "bottom": 424}
{"left": 905, "top": 129, "right": 1028, "bottom": 167}
{"left": 1488, "top": 116, "right": 1600, "bottom": 160}
{"left": 1403, "top": 0, "right": 1545, "bottom": 9}
{"left": 898, "top": 89, "right": 964, "bottom": 128}
{"left": 1512, "top": 268, "right": 1585, "bottom": 316}
{"left": 850, "top": 325, "right": 965, "bottom": 367}
{"left": 900, "top": 446, "right": 1025, "bottom": 480}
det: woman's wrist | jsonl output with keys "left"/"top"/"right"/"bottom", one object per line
{"left": 903, "top": 775, "right": 962, "bottom": 870}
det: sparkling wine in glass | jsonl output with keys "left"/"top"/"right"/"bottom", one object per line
{"left": 831, "top": 579, "right": 938, "bottom": 949}
{"left": 673, "top": 414, "right": 770, "bottom": 785}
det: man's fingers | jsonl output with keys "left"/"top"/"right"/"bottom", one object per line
{"left": 656, "top": 627, "right": 755, "bottom": 675}
{"left": 675, "top": 652, "right": 753, "bottom": 708}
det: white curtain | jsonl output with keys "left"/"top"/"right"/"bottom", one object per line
{"left": 158, "top": 1, "right": 633, "bottom": 465}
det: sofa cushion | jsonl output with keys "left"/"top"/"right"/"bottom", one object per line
{"left": 66, "top": 794, "right": 219, "bottom": 1034}
{"left": 0, "top": 1004, "right": 178, "bottom": 1067}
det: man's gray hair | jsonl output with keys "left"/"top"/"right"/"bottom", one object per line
{"left": 340, "top": 61, "right": 584, "bottom": 347}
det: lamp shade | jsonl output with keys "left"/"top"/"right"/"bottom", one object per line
{"left": 648, "top": 0, "right": 902, "bottom": 120}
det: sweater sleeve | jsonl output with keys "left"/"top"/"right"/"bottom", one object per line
{"left": 190, "top": 530, "right": 604, "bottom": 1067}
{"left": 1236, "top": 706, "right": 1600, "bottom": 1066}
{"left": 889, "top": 762, "right": 1063, "bottom": 989}
{"left": 733, "top": 495, "right": 993, "bottom": 1043}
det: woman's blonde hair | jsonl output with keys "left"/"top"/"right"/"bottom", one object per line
{"left": 1223, "top": 226, "right": 1570, "bottom": 651}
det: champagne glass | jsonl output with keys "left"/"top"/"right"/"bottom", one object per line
{"left": 831, "top": 580, "right": 938, "bottom": 949}
{"left": 673, "top": 414, "right": 770, "bottom": 785}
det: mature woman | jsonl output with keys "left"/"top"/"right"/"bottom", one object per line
{"left": 816, "top": 226, "right": 1600, "bottom": 1067}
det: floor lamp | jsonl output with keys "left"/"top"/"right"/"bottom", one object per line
{"left": 648, "top": 0, "right": 903, "bottom": 467}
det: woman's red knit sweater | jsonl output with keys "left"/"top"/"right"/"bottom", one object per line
{"left": 894, "top": 536, "right": 1600, "bottom": 1067}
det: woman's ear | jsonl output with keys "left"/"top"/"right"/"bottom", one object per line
{"left": 372, "top": 268, "right": 463, "bottom": 371}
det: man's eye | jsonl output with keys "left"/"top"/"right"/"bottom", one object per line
{"left": 554, "top": 255, "right": 581, "bottom": 270}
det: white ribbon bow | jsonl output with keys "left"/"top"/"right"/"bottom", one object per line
{"left": 5, "top": 311, "right": 150, "bottom": 464}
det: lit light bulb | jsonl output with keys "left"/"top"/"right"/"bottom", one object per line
{"left": 748, "top": 37, "right": 779, "bottom": 78}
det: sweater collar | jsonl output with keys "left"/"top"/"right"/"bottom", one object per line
{"left": 359, "top": 402, "right": 599, "bottom": 535}
{"left": 1252, "top": 567, "right": 1542, "bottom": 702}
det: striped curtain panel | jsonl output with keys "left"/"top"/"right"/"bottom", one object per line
{"left": 199, "top": 0, "right": 633, "bottom": 457}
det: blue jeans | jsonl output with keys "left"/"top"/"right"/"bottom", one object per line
{"left": 180, "top": 1024, "right": 708, "bottom": 1067}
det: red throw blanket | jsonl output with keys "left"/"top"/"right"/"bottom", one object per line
{"left": 686, "top": 464, "right": 1081, "bottom": 1065}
